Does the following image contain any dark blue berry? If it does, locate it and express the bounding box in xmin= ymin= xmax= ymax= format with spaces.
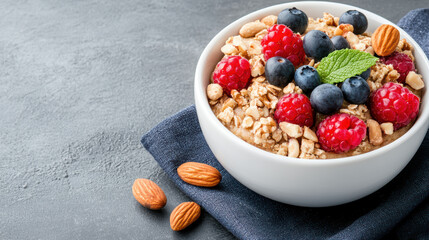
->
xmin=277 ymin=7 xmax=308 ymax=34
xmin=310 ymin=84 xmax=344 ymax=115
xmin=303 ymin=30 xmax=335 ymax=61
xmin=357 ymin=68 xmax=371 ymax=80
xmin=341 ymin=76 xmax=370 ymax=104
xmin=339 ymin=10 xmax=368 ymax=34
xmin=265 ymin=57 xmax=295 ymax=88
xmin=294 ymin=65 xmax=321 ymax=94
xmin=331 ymin=36 xmax=350 ymax=50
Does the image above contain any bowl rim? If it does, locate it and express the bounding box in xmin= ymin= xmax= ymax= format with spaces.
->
xmin=194 ymin=1 xmax=429 ymax=166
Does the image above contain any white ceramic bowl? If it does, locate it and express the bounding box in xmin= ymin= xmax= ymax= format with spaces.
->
xmin=195 ymin=1 xmax=429 ymax=207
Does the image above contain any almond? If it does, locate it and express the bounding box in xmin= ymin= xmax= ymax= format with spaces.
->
xmin=132 ymin=178 xmax=167 ymax=210
xmin=177 ymin=162 xmax=221 ymax=187
xmin=371 ymin=24 xmax=400 ymax=56
xmin=170 ymin=202 xmax=201 ymax=231
xmin=367 ymin=119 xmax=383 ymax=146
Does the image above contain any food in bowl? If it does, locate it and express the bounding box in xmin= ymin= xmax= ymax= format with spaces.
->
xmin=206 ymin=9 xmax=424 ymax=159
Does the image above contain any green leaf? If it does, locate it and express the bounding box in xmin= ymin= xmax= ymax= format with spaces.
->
xmin=316 ymin=49 xmax=378 ymax=84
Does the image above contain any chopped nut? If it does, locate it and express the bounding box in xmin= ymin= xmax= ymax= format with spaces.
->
xmin=249 ymin=56 xmax=265 ymax=77
xmin=334 ymin=17 xmax=340 ymax=26
xmin=272 ymin=128 xmax=283 ymax=142
xmin=260 ymin=117 xmax=269 ymax=125
xmin=386 ymin=70 xmax=400 ymax=82
xmin=301 ymin=139 xmax=315 ymax=154
xmin=255 ymin=29 xmax=268 ymax=40
xmin=397 ymin=39 xmax=413 ymax=52
xmin=314 ymin=149 xmax=325 ymax=156
xmin=221 ymin=98 xmax=237 ymax=111
xmin=221 ymin=44 xmax=238 ymax=55
xmin=239 ymin=21 xmax=267 ymax=38
xmin=207 ymin=84 xmax=223 ymax=100
xmin=371 ymin=62 xmax=400 ymax=84
xmin=348 ymin=104 xmax=358 ymax=110
xmin=217 ymin=107 xmax=234 ymax=124
xmin=367 ymin=119 xmax=383 ymax=146
xmin=323 ymin=12 xmax=335 ymax=26
xmin=406 ymin=71 xmax=425 ymax=90
xmin=288 ymin=139 xmax=300 ymax=158
xmin=261 ymin=15 xmax=277 ymax=26
xmin=231 ymin=90 xmax=248 ymax=106
xmin=245 ymin=106 xmax=260 ymax=120
xmin=308 ymin=59 xmax=315 ymax=67
xmin=250 ymin=99 xmax=263 ymax=108
xmin=303 ymin=126 xmax=318 ymax=142
xmin=233 ymin=116 xmax=242 ymax=127
xmin=334 ymin=24 xmax=353 ymax=36
xmin=346 ymin=31 xmax=359 ymax=45
xmin=282 ymin=132 xmax=288 ymax=141
xmin=283 ymin=82 xmax=296 ymax=94
xmin=253 ymin=121 xmax=262 ymax=131
xmin=277 ymin=142 xmax=288 ymax=156
xmin=354 ymin=42 xmax=366 ymax=51
xmin=279 ymin=122 xmax=303 ymax=138
xmin=232 ymin=36 xmax=248 ymax=56
xmin=242 ymin=116 xmax=254 ymax=128
xmin=365 ymin=46 xmax=375 ymax=55
xmin=248 ymin=41 xmax=262 ymax=56
xmin=380 ymin=122 xmax=394 ymax=135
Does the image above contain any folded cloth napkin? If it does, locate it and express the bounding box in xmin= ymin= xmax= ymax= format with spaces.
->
xmin=142 ymin=9 xmax=429 ymax=240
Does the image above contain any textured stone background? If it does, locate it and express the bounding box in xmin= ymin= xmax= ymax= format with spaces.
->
xmin=1 ymin=0 xmax=427 ymax=239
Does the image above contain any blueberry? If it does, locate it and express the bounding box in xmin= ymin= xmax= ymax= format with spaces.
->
xmin=277 ymin=7 xmax=308 ymax=34
xmin=310 ymin=84 xmax=344 ymax=115
xmin=339 ymin=10 xmax=368 ymax=34
xmin=294 ymin=65 xmax=321 ymax=93
xmin=341 ymin=76 xmax=370 ymax=104
xmin=357 ymin=68 xmax=371 ymax=80
xmin=331 ymin=36 xmax=350 ymax=50
xmin=265 ymin=56 xmax=295 ymax=88
xmin=303 ymin=30 xmax=335 ymax=61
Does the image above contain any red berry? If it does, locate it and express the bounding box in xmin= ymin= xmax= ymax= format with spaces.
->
xmin=316 ymin=113 xmax=367 ymax=153
xmin=212 ymin=56 xmax=251 ymax=95
xmin=369 ymin=82 xmax=420 ymax=129
xmin=380 ymin=52 xmax=415 ymax=83
xmin=274 ymin=93 xmax=313 ymax=127
xmin=261 ymin=24 xmax=305 ymax=67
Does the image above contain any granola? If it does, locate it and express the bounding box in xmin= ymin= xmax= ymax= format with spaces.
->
xmin=207 ymin=12 xmax=423 ymax=159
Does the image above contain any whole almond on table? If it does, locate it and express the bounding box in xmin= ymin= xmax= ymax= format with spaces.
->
xmin=132 ymin=178 xmax=167 ymax=210
xmin=177 ymin=162 xmax=222 ymax=187
xmin=170 ymin=202 xmax=201 ymax=231
xmin=371 ymin=24 xmax=400 ymax=56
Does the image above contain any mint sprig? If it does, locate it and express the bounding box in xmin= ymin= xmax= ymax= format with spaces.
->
xmin=316 ymin=49 xmax=378 ymax=84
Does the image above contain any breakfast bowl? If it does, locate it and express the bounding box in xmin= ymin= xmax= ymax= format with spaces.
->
xmin=194 ymin=1 xmax=429 ymax=207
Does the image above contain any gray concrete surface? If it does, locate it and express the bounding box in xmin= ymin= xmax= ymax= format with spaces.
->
xmin=1 ymin=0 xmax=427 ymax=239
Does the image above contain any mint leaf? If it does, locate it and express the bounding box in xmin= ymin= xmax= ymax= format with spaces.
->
xmin=316 ymin=49 xmax=378 ymax=84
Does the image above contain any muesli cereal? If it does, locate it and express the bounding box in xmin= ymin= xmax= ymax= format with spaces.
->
xmin=207 ymin=8 xmax=423 ymax=159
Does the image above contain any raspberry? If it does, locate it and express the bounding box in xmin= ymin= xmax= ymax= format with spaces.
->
xmin=261 ymin=24 xmax=305 ymax=67
xmin=316 ymin=113 xmax=367 ymax=153
xmin=274 ymin=93 xmax=313 ymax=127
xmin=369 ymin=82 xmax=420 ymax=129
xmin=212 ymin=56 xmax=251 ymax=95
xmin=380 ymin=52 xmax=415 ymax=83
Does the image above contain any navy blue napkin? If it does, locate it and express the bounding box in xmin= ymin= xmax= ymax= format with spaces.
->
xmin=142 ymin=9 xmax=429 ymax=240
